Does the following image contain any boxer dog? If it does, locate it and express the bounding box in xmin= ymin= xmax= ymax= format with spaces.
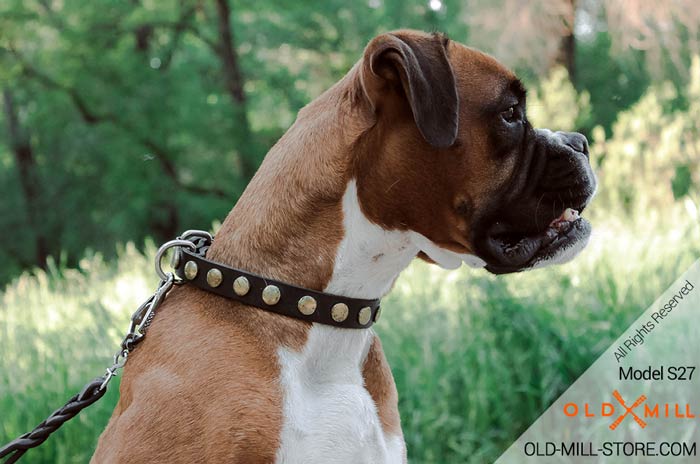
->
xmin=93 ymin=30 xmax=596 ymax=463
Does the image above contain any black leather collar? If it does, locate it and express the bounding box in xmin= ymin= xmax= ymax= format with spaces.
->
xmin=173 ymin=233 xmax=381 ymax=329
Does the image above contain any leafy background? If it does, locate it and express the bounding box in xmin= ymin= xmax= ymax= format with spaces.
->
xmin=1 ymin=1 xmax=699 ymax=463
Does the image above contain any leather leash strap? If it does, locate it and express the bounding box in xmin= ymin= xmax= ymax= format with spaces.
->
xmin=173 ymin=235 xmax=381 ymax=329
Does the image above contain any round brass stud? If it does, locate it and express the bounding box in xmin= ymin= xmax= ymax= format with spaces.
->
xmin=358 ymin=306 xmax=372 ymax=326
xmin=233 ymin=276 xmax=250 ymax=296
xmin=297 ymin=296 xmax=317 ymax=316
xmin=183 ymin=261 xmax=198 ymax=280
xmin=262 ymin=285 xmax=281 ymax=305
xmin=206 ymin=268 xmax=223 ymax=288
xmin=373 ymin=306 xmax=382 ymax=323
xmin=331 ymin=303 xmax=349 ymax=323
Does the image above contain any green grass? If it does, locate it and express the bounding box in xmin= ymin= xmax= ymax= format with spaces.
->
xmin=1 ymin=211 xmax=699 ymax=463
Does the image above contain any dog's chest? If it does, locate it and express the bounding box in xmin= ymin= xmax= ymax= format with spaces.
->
xmin=274 ymin=325 xmax=403 ymax=464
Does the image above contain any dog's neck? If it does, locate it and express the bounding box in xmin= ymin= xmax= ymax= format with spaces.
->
xmin=207 ymin=65 xmax=481 ymax=307
xmin=324 ymin=179 xmax=419 ymax=299
xmin=207 ymin=66 xmax=410 ymax=302
xmin=209 ymin=137 xmax=410 ymax=301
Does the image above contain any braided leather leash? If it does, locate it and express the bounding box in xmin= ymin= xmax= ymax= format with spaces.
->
xmin=0 ymin=379 xmax=106 ymax=463
xmin=0 ymin=231 xmax=209 ymax=463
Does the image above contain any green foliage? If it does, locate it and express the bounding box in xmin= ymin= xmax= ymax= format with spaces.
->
xmin=589 ymin=55 xmax=700 ymax=219
xmin=672 ymin=164 xmax=693 ymax=200
xmin=1 ymin=0 xmax=699 ymax=288
xmin=0 ymin=0 xmax=476 ymax=286
xmin=0 ymin=243 xmax=154 ymax=463
xmin=0 ymin=0 xmax=250 ymax=284
xmin=382 ymin=216 xmax=699 ymax=462
xmin=527 ymin=66 xmax=592 ymax=132
xmin=575 ymin=32 xmax=651 ymax=136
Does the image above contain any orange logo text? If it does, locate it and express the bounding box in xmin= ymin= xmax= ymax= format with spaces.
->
xmin=563 ymin=390 xmax=695 ymax=430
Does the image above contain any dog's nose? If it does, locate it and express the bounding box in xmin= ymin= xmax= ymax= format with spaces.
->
xmin=532 ymin=128 xmax=596 ymax=207
xmin=555 ymin=131 xmax=589 ymax=159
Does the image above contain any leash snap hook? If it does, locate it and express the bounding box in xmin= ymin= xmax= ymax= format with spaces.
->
xmin=136 ymin=274 xmax=174 ymax=336
xmin=100 ymin=365 xmax=119 ymax=391
xmin=100 ymin=350 xmax=128 ymax=391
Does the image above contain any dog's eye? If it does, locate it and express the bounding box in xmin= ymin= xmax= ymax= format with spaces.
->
xmin=501 ymin=106 xmax=516 ymax=123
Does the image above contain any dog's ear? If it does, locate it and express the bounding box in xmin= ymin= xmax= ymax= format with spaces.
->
xmin=361 ymin=31 xmax=459 ymax=148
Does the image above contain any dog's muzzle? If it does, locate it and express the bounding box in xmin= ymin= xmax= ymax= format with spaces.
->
xmin=476 ymin=129 xmax=597 ymax=274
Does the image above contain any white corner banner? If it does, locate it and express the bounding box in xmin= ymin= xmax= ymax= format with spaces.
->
xmin=495 ymin=260 xmax=700 ymax=463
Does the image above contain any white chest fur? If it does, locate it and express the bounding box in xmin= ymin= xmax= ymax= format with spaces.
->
xmin=274 ymin=326 xmax=404 ymax=464
xmin=274 ymin=181 xmax=410 ymax=463
xmin=274 ymin=180 xmax=483 ymax=463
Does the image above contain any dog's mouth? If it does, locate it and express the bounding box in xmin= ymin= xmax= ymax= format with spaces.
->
xmin=481 ymin=206 xmax=592 ymax=274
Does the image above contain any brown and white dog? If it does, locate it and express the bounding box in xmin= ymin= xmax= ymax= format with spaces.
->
xmin=92 ymin=30 xmax=596 ymax=463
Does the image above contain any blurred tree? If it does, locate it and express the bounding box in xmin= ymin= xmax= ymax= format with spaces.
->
xmin=589 ymin=55 xmax=700 ymax=217
xmin=576 ymin=0 xmax=699 ymax=126
xmin=527 ymin=65 xmax=592 ymax=132
xmin=556 ymin=0 xmax=577 ymax=81
xmin=214 ymin=0 xmax=257 ymax=180
xmin=0 ymin=0 xmax=698 ymax=285
xmin=0 ymin=0 xmax=464 ymax=285
xmin=2 ymin=89 xmax=48 ymax=268
xmin=575 ymin=31 xmax=650 ymax=135
xmin=463 ymin=0 xmax=577 ymax=79
xmin=0 ymin=0 xmax=252 ymax=282
xmin=604 ymin=0 xmax=700 ymax=81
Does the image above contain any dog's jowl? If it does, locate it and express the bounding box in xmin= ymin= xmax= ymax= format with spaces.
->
xmin=92 ymin=30 xmax=595 ymax=464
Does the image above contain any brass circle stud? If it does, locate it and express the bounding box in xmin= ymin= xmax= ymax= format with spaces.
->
xmin=233 ymin=276 xmax=250 ymax=296
xmin=358 ymin=307 xmax=372 ymax=326
xmin=183 ymin=261 xmax=198 ymax=280
xmin=206 ymin=268 xmax=223 ymax=288
xmin=373 ymin=306 xmax=382 ymax=323
xmin=262 ymin=285 xmax=281 ymax=305
xmin=331 ymin=303 xmax=349 ymax=323
xmin=297 ymin=296 xmax=317 ymax=316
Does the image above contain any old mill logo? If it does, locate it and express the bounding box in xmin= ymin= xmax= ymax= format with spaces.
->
xmin=563 ymin=390 xmax=695 ymax=430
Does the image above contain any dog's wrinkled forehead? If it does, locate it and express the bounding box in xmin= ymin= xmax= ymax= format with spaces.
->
xmin=443 ymin=42 xmax=528 ymax=196
xmin=447 ymin=42 xmax=518 ymax=107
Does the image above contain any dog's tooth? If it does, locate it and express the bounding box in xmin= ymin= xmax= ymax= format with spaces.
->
xmin=562 ymin=208 xmax=579 ymax=222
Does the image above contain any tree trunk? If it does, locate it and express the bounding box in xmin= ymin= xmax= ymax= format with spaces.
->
xmin=214 ymin=0 xmax=257 ymax=181
xmin=3 ymin=89 xmax=49 ymax=268
xmin=557 ymin=0 xmax=577 ymax=84
xmin=134 ymin=24 xmax=154 ymax=52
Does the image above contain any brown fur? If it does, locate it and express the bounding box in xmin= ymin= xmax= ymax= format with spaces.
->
xmin=355 ymin=36 xmax=518 ymax=254
xmin=362 ymin=337 xmax=402 ymax=437
xmin=93 ymin=30 xmax=524 ymax=462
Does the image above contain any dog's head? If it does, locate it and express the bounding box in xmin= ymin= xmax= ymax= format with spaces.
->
xmin=352 ymin=30 xmax=596 ymax=274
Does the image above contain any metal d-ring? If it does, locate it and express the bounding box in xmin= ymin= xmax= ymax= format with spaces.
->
xmin=180 ymin=229 xmax=213 ymax=242
xmin=154 ymin=239 xmax=196 ymax=281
